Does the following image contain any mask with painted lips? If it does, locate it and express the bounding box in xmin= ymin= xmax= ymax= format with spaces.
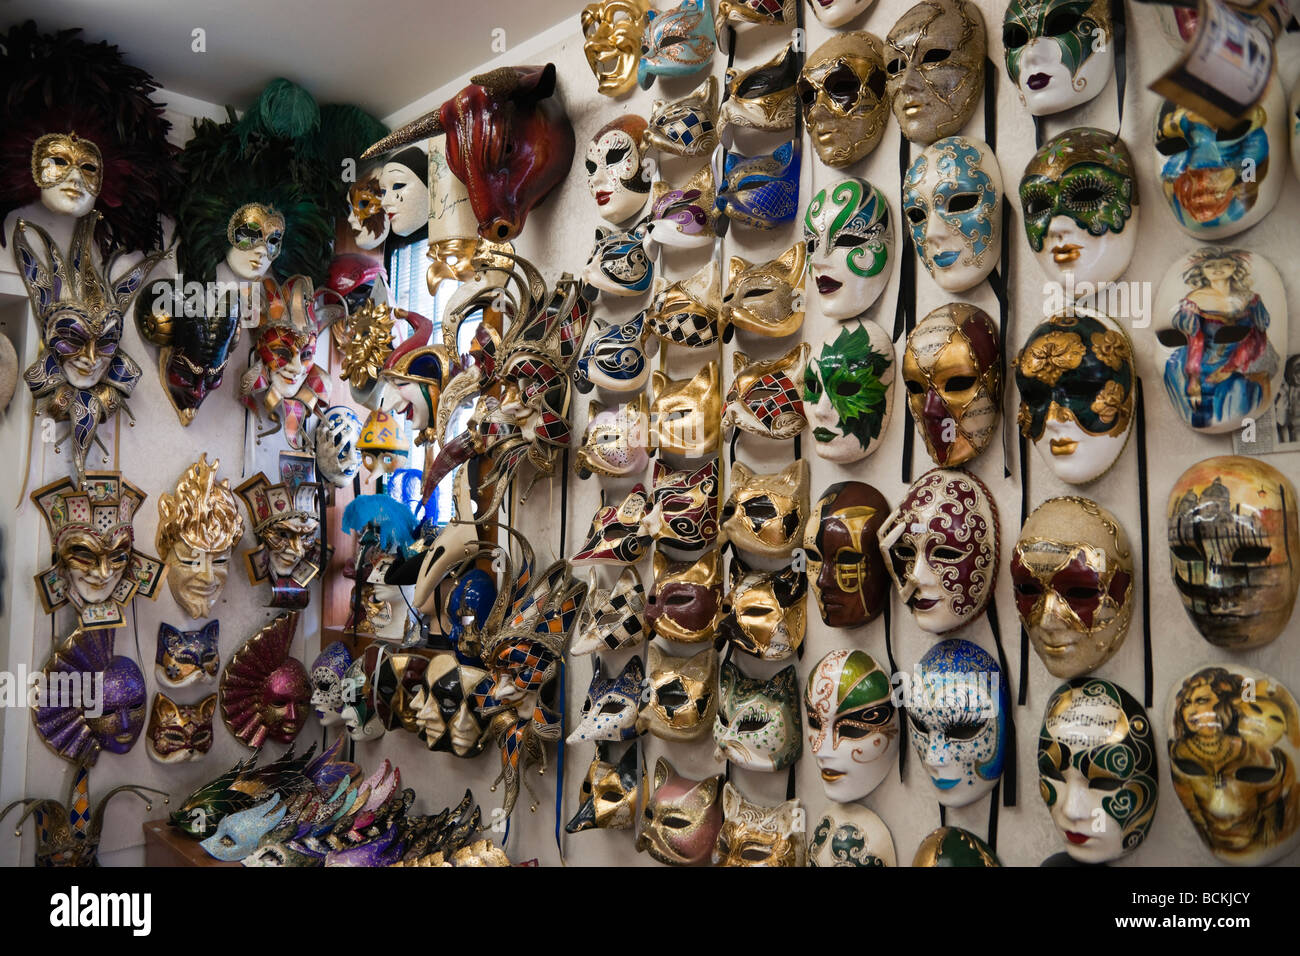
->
xmin=378 ymin=151 xmax=430 ymax=238
xmin=884 ymin=0 xmax=987 ymax=145
xmin=1002 ymin=0 xmax=1113 ymax=116
xmin=804 ymin=177 xmax=895 ymax=320
xmin=586 ymin=116 xmax=651 ymax=224
xmin=805 ymin=320 xmax=895 ymax=463
xmin=799 ymin=32 xmax=890 ymax=168
xmin=805 ymin=649 xmax=899 ymax=801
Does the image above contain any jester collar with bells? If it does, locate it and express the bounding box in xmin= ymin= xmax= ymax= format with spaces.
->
xmin=14 ymin=215 xmax=169 ymax=484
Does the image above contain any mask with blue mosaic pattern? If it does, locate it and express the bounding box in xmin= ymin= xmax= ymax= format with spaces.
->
xmin=583 ymin=221 xmax=654 ymax=297
xmin=646 ymin=75 xmax=720 ymax=157
xmin=716 ymin=139 xmax=801 ymax=230
xmin=200 ymin=793 xmax=288 ymax=861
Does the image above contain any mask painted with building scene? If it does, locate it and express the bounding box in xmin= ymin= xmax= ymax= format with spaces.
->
xmin=721 ymin=460 xmax=808 ymax=558
xmin=804 ymin=481 xmax=890 ymax=627
xmin=912 ymin=826 xmax=1002 ymax=865
xmin=155 ymin=621 xmax=220 ymax=689
xmin=1167 ymin=456 xmax=1299 ymax=650
xmin=147 ymin=692 xmax=216 ymax=764
xmin=720 ymin=43 xmax=799 ymax=132
xmin=1003 ymin=0 xmax=1113 ymax=115
xmin=1039 ymin=678 xmax=1158 ymax=863
xmin=804 ymin=178 xmax=894 ymax=320
xmin=636 ymin=758 xmax=724 ymax=865
xmin=646 ymin=550 xmax=722 ymax=643
xmin=809 ymin=804 xmax=896 ymax=867
xmin=716 ymin=140 xmax=802 ymax=231
xmin=638 ymin=0 xmax=717 ymax=89
xmin=885 ymin=0 xmax=987 ymax=145
xmin=645 ymin=75 xmax=720 ymax=158
xmin=714 ymin=784 xmax=806 ymax=867
xmin=638 ymin=644 xmax=717 ymax=741
xmin=586 ymin=116 xmax=652 ymax=224
xmin=644 ymin=460 xmax=720 ymax=554
xmin=806 ymin=650 xmax=899 ymax=801
xmin=566 ymin=743 xmax=640 ymax=832
xmin=650 ymin=362 xmax=721 ymax=457
xmin=805 ymin=321 xmax=895 ymax=464
xmin=567 ymin=655 xmax=645 ymax=744
xmin=723 ymin=344 xmax=810 ymax=440
xmin=648 ymin=259 xmax=721 ymax=348
xmin=713 ymin=661 xmax=802 ymax=772
xmin=576 ymin=395 xmax=650 ymax=480
xmin=721 ymin=243 xmax=806 ymax=338
xmin=572 ymin=567 xmax=647 ymax=655
xmin=583 ymin=222 xmax=654 ymax=296
xmin=581 ymin=0 xmax=653 ymax=97
xmin=800 ymin=33 xmax=890 ymax=167
xmin=718 ymin=559 xmax=807 ymax=661
xmin=310 ymin=641 xmax=353 ymax=726
xmin=571 ymin=485 xmax=653 ymax=566
xmin=576 ymin=310 xmax=653 ymax=393
xmin=903 ymin=302 xmax=1002 ymax=468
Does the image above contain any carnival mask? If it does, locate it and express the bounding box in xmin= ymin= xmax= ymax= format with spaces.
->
xmin=583 ymin=222 xmax=654 ymax=296
xmin=153 ymin=455 xmax=244 ymax=623
xmin=347 ymin=170 xmax=390 ymax=249
xmin=576 ymin=395 xmax=650 ymax=479
xmin=373 ymin=651 xmax=432 ymax=732
xmin=567 ymin=743 xmax=640 ymax=832
xmin=587 ymin=116 xmax=652 ymax=224
xmin=718 ymin=559 xmax=807 ymax=660
xmin=721 ymin=243 xmax=805 ymax=338
xmin=646 ymin=550 xmax=722 ymax=643
xmin=635 ymin=758 xmax=724 ymax=865
xmin=644 ymin=460 xmax=720 ymax=553
xmin=907 ymin=639 xmax=1009 ymax=806
xmin=801 ymin=33 xmax=890 ymax=167
xmin=808 ymin=0 xmax=876 ymax=27
xmin=310 ymin=641 xmax=353 ymax=725
xmin=31 ymin=132 xmax=102 ymax=216
xmin=723 ymin=344 xmax=810 ymax=440
xmin=1167 ymin=664 xmax=1300 ymax=865
xmin=35 ymin=629 xmax=147 ymax=764
xmin=156 ymin=621 xmax=220 ymax=689
xmin=638 ymin=0 xmax=717 ymax=89
xmin=878 ymin=468 xmax=999 ymax=634
xmin=572 ymin=485 xmax=653 ymax=565
xmin=380 ymin=318 xmax=450 ymax=442
xmin=1040 ymin=678 xmax=1158 ymax=863
xmin=713 ymin=661 xmax=801 ymax=771
xmin=721 ymin=460 xmax=809 ymax=557
xmin=638 ymin=644 xmax=717 ymax=741
xmin=1167 ymin=456 xmax=1299 ymax=649
xmin=236 ymin=474 xmax=322 ymax=608
xmin=885 ymin=0 xmax=986 ymax=145
xmin=201 ymin=794 xmax=291 ymax=863
xmin=904 ymin=136 xmax=1003 ymax=292
xmin=225 ymin=203 xmax=286 ymax=280
xmin=448 ymin=569 xmax=498 ymax=660
xmin=359 ymin=410 xmax=410 ymax=475
xmin=809 ymin=804 xmax=896 ymax=866
xmin=648 ymin=261 xmax=721 ymax=348
xmin=806 ymin=321 xmax=895 ymax=464
xmin=1021 ymin=128 xmax=1139 ymax=287
xmin=804 ymin=178 xmax=894 ymax=320
xmin=1003 ymin=0 xmax=1113 ymax=115
xmin=903 ymin=302 xmax=1002 ymax=467
xmin=805 ymin=649 xmax=898 ymax=800
xmin=147 ymin=692 xmax=216 ymax=764
xmin=645 ymin=164 xmax=717 ymax=250
xmin=315 ymin=406 xmax=364 ymax=487
xmin=716 ymin=140 xmax=801 ymax=230
xmin=1153 ymin=246 xmax=1286 ymax=434
xmin=1154 ymin=76 xmax=1286 ymax=239
xmin=413 ymin=652 xmax=489 ymax=756
xmin=137 ymin=282 xmax=240 ymax=426
xmin=912 ymin=826 xmax=1002 ymax=865
xmin=582 ymin=0 xmax=652 ymax=97
xmin=715 ymin=0 xmax=797 ymax=32
xmin=572 ymin=567 xmax=647 ymax=654
xmin=577 ymin=311 xmax=653 ymax=392
xmin=645 ymin=76 xmax=720 ymax=157
xmin=219 ymin=612 xmax=312 ymax=747
xmin=377 ymin=148 xmax=431 ymax=238
xmin=1013 ymin=497 xmax=1134 ymax=678
xmin=568 ymin=655 xmax=646 ymax=744
xmin=720 ymin=44 xmax=799 ymax=132
xmin=714 ymin=784 xmax=805 ymax=867
xmin=650 ymin=363 xmax=720 ymax=457
xmin=804 ymin=481 xmax=890 ymax=627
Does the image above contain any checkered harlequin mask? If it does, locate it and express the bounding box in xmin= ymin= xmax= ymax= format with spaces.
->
xmin=723 ymin=343 xmax=810 ymax=440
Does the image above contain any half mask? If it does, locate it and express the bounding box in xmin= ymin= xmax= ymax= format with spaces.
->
xmin=723 ymin=344 xmax=810 ymax=440
xmin=808 ymin=0 xmax=877 ymax=27
xmin=576 ymin=310 xmax=654 ymax=392
xmin=581 ymin=0 xmax=652 ymax=97
xmin=720 ymin=44 xmax=799 ymax=133
xmin=648 ymin=259 xmax=722 ymax=348
xmin=571 ymin=484 xmax=653 ymax=565
xmin=804 ymin=481 xmax=890 ymax=627
xmin=644 ymin=460 xmax=720 ymax=553
xmin=156 ymin=455 xmax=244 ymax=619
xmin=645 ymin=76 xmax=720 ymax=157
xmin=716 ymin=140 xmax=802 ymax=230
xmin=804 ymin=177 xmax=895 ymax=320
xmin=567 ymin=655 xmax=646 ymax=744
xmin=713 ymin=661 xmax=802 ymax=771
xmin=806 ymin=649 xmax=899 ymax=800
xmin=586 ymin=116 xmax=652 ymax=224
xmin=638 ymin=644 xmax=717 ymax=741
xmin=310 ymin=641 xmax=353 ymax=726
xmin=721 ymin=243 xmax=806 ymax=338
xmin=575 ymin=395 xmax=650 ymax=479
xmin=583 ymin=222 xmax=654 ymax=296
xmin=635 ymin=758 xmax=723 ymax=865
xmin=718 ymin=559 xmax=807 ymax=660
xmin=156 ymin=621 xmax=220 ymax=689
xmin=147 ymin=693 xmax=217 ymax=764
xmin=646 ymin=549 xmax=723 ymax=643
xmin=645 ymin=164 xmax=718 ymax=250
xmin=800 ymin=32 xmax=890 ymax=167
xmin=236 ymin=474 xmax=322 ymax=609
xmin=566 ymin=743 xmax=640 ymax=832
xmin=219 ymin=612 xmax=312 ymax=747
xmin=638 ymin=0 xmax=717 ymax=89
xmin=571 ymin=567 xmax=647 ymax=654
xmin=809 ymin=804 xmax=896 ymax=866
xmin=34 ymin=629 xmax=147 ymax=765
xmin=885 ymin=0 xmax=987 ymax=145
xmin=650 ymin=362 xmax=721 ymax=456
xmin=1003 ymin=0 xmax=1114 ymax=115
xmin=806 ymin=321 xmax=895 ymax=463
xmin=720 ymin=460 xmax=809 ymax=557
xmin=714 ymin=784 xmax=805 ymax=867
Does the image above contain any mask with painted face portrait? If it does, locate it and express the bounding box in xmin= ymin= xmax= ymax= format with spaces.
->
xmin=310 ymin=641 xmax=353 ymax=726
xmin=586 ymin=116 xmax=651 ymax=224
xmin=572 ymin=567 xmax=647 ymax=654
xmin=638 ymin=0 xmax=717 ymax=89
xmin=576 ymin=311 xmax=654 ymax=393
xmin=721 ymin=460 xmax=808 ymax=558
xmin=1003 ymin=0 xmax=1113 ymax=115
xmin=806 ymin=649 xmax=899 ymax=800
xmin=583 ymin=222 xmax=655 ymax=296
xmin=566 ymin=742 xmax=640 ymax=832
xmin=721 ymin=243 xmax=806 ymax=338
xmin=581 ymin=0 xmax=653 ymax=97
xmin=378 ymin=147 xmax=430 ymax=238
xmin=567 ymin=655 xmax=645 ymax=744
xmin=219 ymin=612 xmax=312 ymax=747
xmin=35 ymin=629 xmax=148 ymax=765
xmin=575 ymin=395 xmax=650 ymax=479
xmin=635 ymin=758 xmax=723 ymax=865
xmin=571 ymin=484 xmax=653 ymax=566
xmin=645 ymin=76 xmax=720 ymax=157
xmin=713 ymin=661 xmax=802 ymax=772
xmin=800 ymin=33 xmax=890 ymax=167
xmin=718 ymin=559 xmax=807 ymax=661
xmin=650 ymin=363 xmax=721 ymax=458
xmin=648 ymin=259 xmax=721 ymax=348
xmin=147 ymin=692 xmax=217 ymax=764
xmin=225 ymin=203 xmax=286 ymax=281
xmin=804 ymin=178 xmax=894 ymax=320
xmin=885 ymin=0 xmax=987 ymax=145
xmin=31 ymin=132 xmax=103 ymax=217
xmin=644 ymin=164 xmax=718 ymax=250
xmin=713 ymin=784 xmax=805 ymax=867
xmin=156 ymin=621 xmax=220 ymax=690
xmin=646 ymin=550 xmax=722 ymax=644
xmin=805 ymin=321 xmax=895 ymax=464
xmin=804 ymin=481 xmax=890 ymax=627
xmin=809 ymin=804 xmax=896 ymax=866
xmin=720 ymin=44 xmax=799 ymax=132
xmin=643 ymin=459 xmax=720 ymax=554
xmin=716 ymin=140 xmax=802 ymax=231
xmin=412 ymin=651 xmax=489 ymax=757
xmin=638 ymin=644 xmax=717 ymax=741
xmin=723 ymin=344 xmax=810 ymax=440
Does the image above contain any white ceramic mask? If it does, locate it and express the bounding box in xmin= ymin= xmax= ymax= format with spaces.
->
xmin=315 ymin=405 xmax=364 ymax=487
xmin=1002 ymin=0 xmax=1114 ymax=116
xmin=805 ymin=319 xmax=896 ymax=463
xmin=808 ymin=0 xmax=876 ymax=28
xmin=805 ymin=649 xmax=900 ymax=802
xmin=804 ymin=177 xmax=894 ymax=320
xmin=808 ymin=804 xmax=896 ymax=866
xmin=585 ymin=117 xmax=652 ymax=225
xmin=379 ymin=158 xmax=430 ymax=237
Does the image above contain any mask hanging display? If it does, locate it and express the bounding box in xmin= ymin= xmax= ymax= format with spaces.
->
xmin=723 ymin=344 xmax=810 ymax=440
xmin=645 ymin=76 xmax=720 ymax=157
xmin=220 ymin=612 xmax=312 ymax=748
xmin=804 ymin=481 xmax=890 ymax=627
xmin=638 ymin=0 xmax=717 ymax=89
xmin=721 ymin=460 xmax=809 ymax=557
xmin=715 ymin=0 xmax=797 ymax=32
xmin=638 ymin=644 xmax=717 ymax=740
xmin=1167 ymin=456 xmax=1299 ymax=649
xmin=1013 ymin=497 xmax=1133 ymax=678
xmin=648 ymin=259 xmax=722 ymax=348
xmin=335 ymin=282 xmax=396 ymax=410
xmin=156 ymin=455 xmax=244 ymax=620
xmin=903 ymin=302 xmax=1002 ymax=467
xmin=135 ymin=283 xmax=240 ymax=427
xmin=310 ymin=641 xmax=354 ymax=726
xmin=576 ymin=311 xmax=654 ymax=392
xmin=359 ymin=409 xmax=410 ymax=476
xmin=575 ymin=395 xmax=650 ymax=479
xmin=378 ymin=312 xmax=451 ymax=446
xmin=1154 ymin=75 xmax=1286 ymax=240
xmin=644 ymin=163 xmax=718 ymax=250
xmin=412 ymin=651 xmax=489 ymax=757
xmin=1167 ymin=664 xmax=1300 ymax=866
xmin=346 ymin=165 xmax=390 ymax=250
xmin=571 ymin=567 xmax=647 ymax=654
xmin=223 ymin=203 xmax=287 ymax=280
xmin=581 ymin=0 xmax=653 ymax=97
xmin=644 ymin=460 xmax=720 ymax=553
xmin=805 ymin=322 xmax=895 ymax=464
xmin=571 ymin=485 xmax=653 ymax=565
xmin=156 ymin=621 xmax=220 ymax=689
xmin=912 ymin=826 xmax=1002 ymax=865
xmin=236 ymin=473 xmax=322 ymax=610
xmin=806 ymin=650 xmax=898 ymax=801
xmin=341 ymin=648 xmax=386 ymax=742
xmin=1020 ymin=128 xmax=1139 ymax=287
xmin=885 ymin=0 xmax=987 ymax=145
xmin=808 ymin=0 xmax=876 ymax=27
xmin=376 ymin=147 xmax=430 ymax=242
xmin=716 ymin=140 xmax=802 ymax=231
xmin=1153 ymin=246 xmax=1286 ymax=434
xmin=635 ymin=758 xmax=724 ymax=865
xmin=809 ymin=804 xmax=896 ymax=866
xmin=908 ymin=639 xmax=1009 ymax=806
xmin=650 ymin=362 xmax=721 ymax=457
xmin=1039 ymin=678 xmax=1158 ymax=863
xmin=721 ymin=243 xmax=806 ymax=338
xmin=586 ymin=116 xmax=652 ymax=224
xmin=903 ymin=136 xmax=1003 ymax=292
xmin=646 ymin=550 xmax=723 ymax=643
xmin=1015 ymin=309 xmax=1135 ymax=484
xmin=32 ymin=472 xmax=164 ymax=631
xmin=584 ymin=222 xmax=655 ymax=297
xmin=718 ymin=559 xmax=807 ymax=660
xmin=804 ymin=178 xmax=895 ymax=320
xmin=713 ymin=661 xmax=802 ymax=772
xmin=447 ymin=569 xmax=498 ymax=662
xmin=720 ymin=44 xmax=799 ymax=132
xmin=315 ymin=406 xmax=365 ymax=487
xmin=800 ymin=33 xmax=890 ymax=167
xmin=34 ymin=628 xmax=147 ymax=765
xmin=1002 ymin=0 xmax=1113 ymax=115
xmin=146 ymin=692 xmax=217 ymax=764
xmin=372 ymin=651 xmax=433 ymax=732
xmin=566 ymin=743 xmax=640 ymax=832
xmin=714 ymin=784 xmax=806 ymax=867
xmin=567 ymin=656 xmax=646 ymax=744
xmin=878 ymin=468 xmax=1000 ymax=635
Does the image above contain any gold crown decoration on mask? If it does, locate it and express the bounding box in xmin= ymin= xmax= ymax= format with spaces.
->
xmin=156 ymin=455 xmax=244 ymax=558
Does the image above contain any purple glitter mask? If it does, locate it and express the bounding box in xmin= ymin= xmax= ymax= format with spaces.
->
xmin=35 ymin=629 xmax=147 ymax=764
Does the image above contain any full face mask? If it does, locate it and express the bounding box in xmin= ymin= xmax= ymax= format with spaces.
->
xmin=638 ymin=0 xmax=717 ymax=89
xmin=1167 ymin=456 xmax=1299 ymax=649
xmin=721 ymin=243 xmax=806 ymax=338
xmin=805 ymin=321 xmax=895 ymax=463
xmin=645 ymin=75 xmax=720 ymax=157
xmin=903 ymin=302 xmax=1003 ymax=467
xmin=1003 ymin=0 xmax=1113 ymax=115
xmin=1154 ymin=75 xmax=1286 ymax=239
xmin=1013 ymin=497 xmax=1134 ymax=678
xmin=644 ymin=460 xmax=720 ymax=554
xmin=806 ymin=649 xmax=899 ymax=800
xmin=713 ymin=662 xmax=802 ymax=771
xmin=566 ymin=743 xmax=640 ymax=832
xmin=646 ymin=549 xmax=723 ymax=643
xmin=310 ymin=641 xmax=353 ymax=725
xmin=576 ymin=311 xmax=653 ymax=393
xmin=907 ymin=639 xmax=1009 ymax=806
xmin=412 ymin=651 xmax=489 ymax=757
xmin=912 ymin=826 xmax=1002 ymax=865
xmin=718 ymin=559 xmax=807 ymax=661
xmin=567 ymin=655 xmax=646 ymax=744
xmin=885 ymin=0 xmax=987 ymax=145
xmin=219 ymin=612 xmax=312 ymax=747
xmin=587 ymin=116 xmax=652 ymax=224
xmin=903 ymin=136 xmax=1003 ymax=292
xmin=571 ymin=485 xmax=653 ymax=565
xmin=347 ymin=169 xmax=390 ymax=249
xmin=645 ymin=164 xmax=718 ymax=250
xmin=635 ymin=758 xmax=724 ymax=866
xmin=31 ymin=132 xmax=103 ymax=217
xmin=137 ymin=283 xmax=241 ymax=427
xmin=236 ymin=474 xmax=323 ymax=609
xmin=583 ymin=222 xmax=655 ymax=296
xmin=878 ymin=468 xmax=1000 ymax=634
xmin=721 ymin=460 xmax=809 ymax=557
xmin=1167 ymin=664 xmax=1300 ymax=865
xmin=378 ymin=150 xmax=431 ymax=238
xmin=723 ymin=344 xmax=810 ymax=440
xmin=804 ymin=481 xmax=890 ymax=627
xmin=147 ymin=692 xmax=216 ymax=764
xmin=314 ymin=406 xmax=364 ymax=486
xmin=1015 ymin=310 xmax=1135 ymax=483
xmin=804 ymin=178 xmax=894 ymax=320
xmin=1153 ymin=246 xmax=1286 ymax=434
xmin=572 ymin=567 xmax=647 ymax=654
xmin=1021 ymin=128 xmax=1139 ymax=287
xmin=35 ymin=629 xmax=147 ymax=765
xmin=156 ymin=621 xmax=220 ymax=689
xmin=809 ymin=804 xmax=896 ymax=866
xmin=638 ymin=644 xmax=717 ymax=741
xmin=650 ymin=362 xmax=721 ymax=456
xmin=225 ymin=203 xmax=286 ymax=280
xmin=720 ymin=44 xmax=799 ymax=132
xmin=649 ymin=260 xmax=722 ymax=348
xmin=576 ymin=395 xmax=650 ymax=479
xmin=714 ymin=784 xmax=806 ymax=867
xmin=582 ymin=0 xmax=653 ymax=96
xmin=1039 ymin=677 xmax=1158 ymax=863
xmin=716 ymin=140 xmax=802 ymax=231
xmin=809 ymin=0 xmax=876 ymax=27
xmin=153 ymin=455 xmax=243 ymax=620
xmin=800 ymin=33 xmax=890 ymax=167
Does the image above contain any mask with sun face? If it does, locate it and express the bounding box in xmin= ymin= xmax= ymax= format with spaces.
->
xmin=713 ymin=784 xmax=806 ymax=867
xmin=800 ymin=32 xmax=890 ymax=167
xmin=650 ymin=362 xmax=721 ymax=457
xmin=718 ymin=559 xmax=807 ymax=661
xmin=567 ymin=655 xmax=645 ymax=744
xmin=804 ymin=481 xmax=890 ymax=628
xmin=645 ymin=75 xmax=720 ymax=157
xmin=721 ymin=243 xmax=806 ymax=338
xmin=713 ymin=661 xmax=802 ymax=772
xmin=723 ymin=344 xmax=810 ymax=440
xmin=1002 ymin=0 xmax=1113 ymax=116
xmin=884 ymin=0 xmax=987 ymax=145
xmin=804 ymin=177 xmax=895 ymax=320
xmin=646 ymin=550 xmax=723 ymax=644
xmin=805 ymin=321 xmax=895 ymax=464
xmin=638 ymin=644 xmax=717 ymax=741
xmin=635 ymin=758 xmax=724 ymax=865
xmin=566 ymin=742 xmax=640 ymax=832
xmin=720 ymin=460 xmax=809 ymax=558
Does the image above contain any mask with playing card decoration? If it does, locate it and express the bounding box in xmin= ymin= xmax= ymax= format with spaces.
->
xmin=650 ymin=362 xmax=721 ymax=457
xmin=720 ymin=460 xmax=809 ymax=558
xmin=571 ymin=484 xmax=653 ymax=565
xmin=571 ymin=567 xmax=647 ymax=654
xmin=648 ymin=260 xmax=722 ymax=348
xmin=718 ymin=559 xmax=807 ymax=660
xmin=575 ymin=395 xmax=650 ymax=479
xmin=638 ymin=644 xmax=718 ymax=741
xmin=235 ymin=473 xmax=322 ymax=610
xmin=645 ymin=76 xmax=720 ymax=158
xmin=804 ymin=177 xmax=894 ymax=320
xmin=723 ymin=344 xmax=810 ymax=440
xmin=884 ymin=0 xmax=986 ymax=145
xmin=575 ymin=310 xmax=654 ymax=393
xmin=800 ymin=32 xmax=890 ymax=168
xmin=713 ymin=784 xmax=806 ymax=867
xmin=567 ymin=655 xmax=645 ymax=744
xmin=635 ymin=758 xmax=724 ymax=865
xmin=713 ymin=661 xmax=802 ymax=771
xmin=1003 ymin=0 xmax=1114 ymax=116
xmin=566 ymin=743 xmax=640 ymax=832
xmin=646 ymin=549 xmax=723 ymax=643
xmin=721 ymin=243 xmax=806 ymax=338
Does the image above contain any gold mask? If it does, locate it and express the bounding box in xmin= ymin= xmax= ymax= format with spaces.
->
xmin=799 ymin=32 xmax=890 ymax=168
xmin=650 ymin=362 xmax=720 ymax=457
xmin=648 ymin=260 xmax=721 ymax=348
xmin=31 ymin=132 xmax=103 ymax=195
xmin=720 ymin=43 xmax=799 ymax=132
xmin=719 ymin=559 xmax=807 ymax=660
xmin=156 ymin=455 xmax=245 ymax=621
xmin=721 ymin=460 xmax=809 ymax=557
xmin=647 ymin=550 xmax=723 ymax=643
xmin=722 ymin=243 xmax=806 ymax=338
xmin=566 ymin=745 xmax=641 ymax=832
xmin=581 ymin=0 xmax=652 ymax=97
xmin=638 ymin=644 xmax=718 ymax=741
xmin=713 ymin=783 xmax=805 ymax=867
xmin=225 ymin=203 xmax=286 ymax=259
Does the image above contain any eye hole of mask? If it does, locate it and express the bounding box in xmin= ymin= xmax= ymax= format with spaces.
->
xmin=945 ymin=718 xmax=986 ymax=740
xmin=1014 ymin=577 xmax=1044 ymax=597
xmin=1156 ymin=329 xmax=1189 ymax=349
xmin=657 ymin=680 xmax=691 ymax=710
xmin=824 ymin=65 xmax=862 ymax=105
xmin=598 ymin=700 xmax=627 ymax=715
xmin=662 ymin=813 xmax=692 ymax=829
xmin=886 ymin=57 xmax=906 ymax=75
xmin=1088 ymin=776 xmax=1124 ymax=791
xmin=866 ymin=68 xmax=887 ymax=100
xmin=905 ymin=205 xmax=927 ymax=224
xmin=892 ymin=543 xmax=917 ymax=561
xmin=1023 ymin=192 xmax=1053 ymax=218
xmin=907 ymin=712 xmax=929 ymax=735
xmin=1156 ymin=135 xmax=1190 ymax=156
xmin=1235 ymin=766 xmax=1280 ymax=784
xmin=743 ymin=499 xmax=778 ymax=521
xmin=1170 ymin=543 xmax=1203 ymax=562
xmin=1003 ymin=24 xmax=1030 ymax=48
xmin=585 ymin=159 xmax=598 ymax=174
xmin=1063 ymin=585 xmax=1101 ymax=600
xmin=599 ymin=791 xmax=624 ymax=803
xmin=921 ymin=47 xmax=951 ymax=65
xmin=740 ymin=843 xmax=773 ymax=862
xmin=904 ymin=378 xmax=925 ymax=395
xmin=1044 ymin=9 xmax=1082 ymax=35
xmin=1231 ymin=545 xmax=1271 ymax=564
xmin=743 ymin=287 xmax=776 ymax=298
xmin=666 ymin=592 xmax=696 ymax=607
xmin=736 ymin=713 xmax=770 ymax=733
xmin=1211 ymin=325 xmax=1250 ymax=345
xmin=943 ymin=375 xmax=977 ymax=392
xmin=1173 ymin=757 xmax=1209 ymax=776
xmin=932 ymin=546 xmax=965 ymax=562
xmin=946 ymin=192 xmax=980 ymax=214
xmin=741 ymin=607 xmax=770 ymax=618
xmin=606 ymin=145 xmax=631 ymax=165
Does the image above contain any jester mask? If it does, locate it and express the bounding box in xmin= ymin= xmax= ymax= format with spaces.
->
xmin=236 ymin=473 xmax=322 ymax=610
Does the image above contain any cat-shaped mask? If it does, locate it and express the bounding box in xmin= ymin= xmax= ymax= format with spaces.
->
xmin=713 ymin=783 xmax=806 ymax=866
xmin=723 ymin=344 xmax=810 ymax=440
xmin=635 ymin=757 xmax=724 ymax=866
xmin=650 ymin=362 xmax=721 ymax=458
xmin=638 ymin=643 xmax=717 ymax=740
xmin=644 ymin=163 xmax=718 ymax=251
xmin=567 ymin=655 xmax=646 ymax=744
xmin=566 ymin=742 xmax=640 ymax=832
xmin=571 ymin=484 xmax=653 ymax=566
xmin=718 ymin=558 xmax=807 ymax=660
xmin=645 ymin=76 xmax=720 ymax=157
xmin=638 ymin=0 xmax=717 ymax=90
xmin=648 ymin=260 xmax=721 ymax=348
xmin=575 ymin=310 xmax=655 ymax=393
xmin=146 ymin=691 xmax=216 ymax=763
xmin=576 ymin=395 xmax=649 ymax=480
xmin=646 ymin=549 xmax=722 ymax=643
xmin=720 ymin=43 xmax=799 ymax=132
xmin=583 ymin=221 xmax=654 ymax=297
xmin=642 ymin=459 xmax=720 ymax=553
xmin=720 ymin=460 xmax=809 ymax=557
xmin=716 ymin=139 xmax=801 ymax=230
xmin=571 ymin=567 xmax=647 ymax=655
xmin=713 ymin=660 xmax=802 ymax=771
xmin=155 ymin=620 xmax=220 ymax=688
xmin=722 ymin=243 xmax=806 ymax=338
